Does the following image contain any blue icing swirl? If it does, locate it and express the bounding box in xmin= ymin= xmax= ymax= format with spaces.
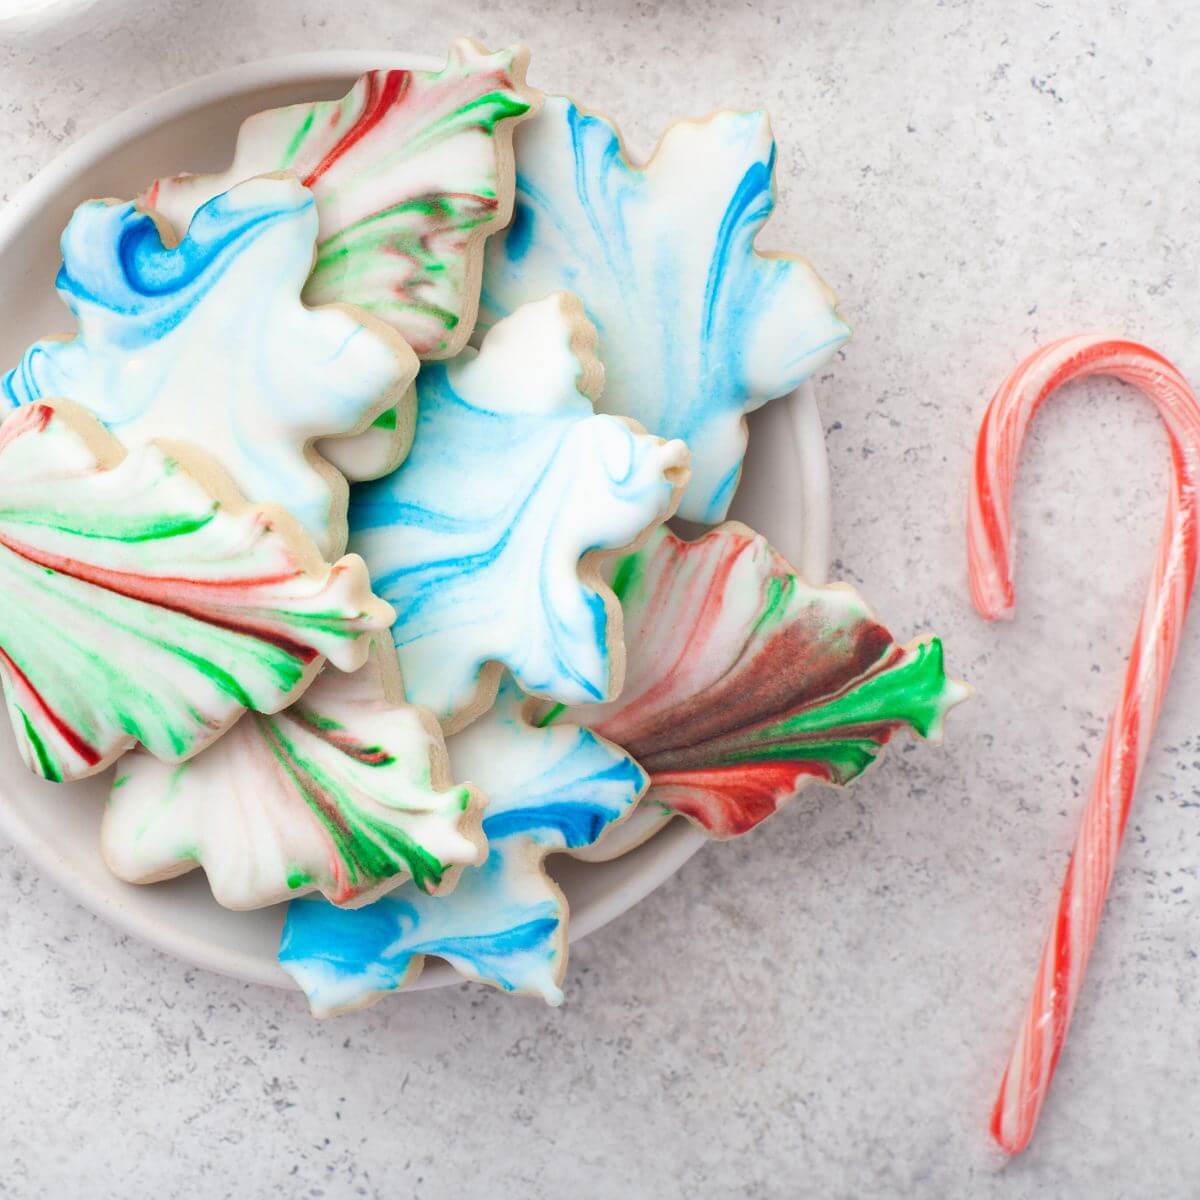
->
xmin=348 ymin=294 xmax=683 ymax=723
xmin=6 ymin=186 xmax=313 ymax=402
xmin=479 ymin=96 xmax=851 ymax=524
xmin=282 ymin=854 xmax=562 ymax=1007
xmin=279 ymin=677 xmax=647 ymax=1014
xmin=78 ymin=190 xmax=307 ymax=344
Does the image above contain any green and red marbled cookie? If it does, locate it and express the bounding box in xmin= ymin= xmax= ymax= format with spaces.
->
xmin=0 ymin=400 xmax=392 ymax=783
xmin=103 ymin=646 xmax=484 ymax=910
xmin=550 ymin=523 xmax=968 ymax=841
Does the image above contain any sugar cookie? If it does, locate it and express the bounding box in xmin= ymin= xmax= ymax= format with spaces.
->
xmin=349 ymin=291 xmax=689 ymax=731
xmin=2 ymin=174 xmax=416 ymax=557
xmin=102 ymin=642 xmax=484 ymax=909
xmin=479 ymin=95 xmax=850 ymax=524
xmin=280 ymin=675 xmax=644 ymax=1015
xmin=0 ymin=399 xmax=392 ymax=783
xmin=142 ymin=41 xmax=537 ymax=481
xmin=548 ymin=523 xmax=968 ymax=845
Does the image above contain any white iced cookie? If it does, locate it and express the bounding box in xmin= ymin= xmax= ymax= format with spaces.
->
xmin=480 ymin=95 xmax=850 ymax=524
xmin=2 ymin=174 xmax=416 ymax=557
xmin=102 ymin=644 xmax=485 ymax=910
xmin=349 ymin=291 xmax=690 ymax=731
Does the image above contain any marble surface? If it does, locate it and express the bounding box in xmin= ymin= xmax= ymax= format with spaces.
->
xmin=2 ymin=1 xmax=1199 ymax=1196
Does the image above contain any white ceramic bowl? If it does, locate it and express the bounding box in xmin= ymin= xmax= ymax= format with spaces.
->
xmin=0 ymin=52 xmax=832 ymax=992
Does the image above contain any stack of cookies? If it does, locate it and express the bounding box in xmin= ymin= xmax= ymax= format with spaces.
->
xmin=0 ymin=41 xmax=967 ymax=1015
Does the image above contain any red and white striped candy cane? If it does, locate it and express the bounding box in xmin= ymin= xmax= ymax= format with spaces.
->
xmin=968 ymin=334 xmax=1200 ymax=1154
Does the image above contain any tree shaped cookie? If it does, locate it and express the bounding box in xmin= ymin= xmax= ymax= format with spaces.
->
xmin=0 ymin=400 xmax=393 ymax=783
xmin=102 ymin=644 xmax=484 ymax=910
xmin=547 ymin=524 xmax=969 ymax=840
xmin=479 ymin=95 xmax=851 ymax=524
xmin=349 ymin=292 xmax=690 ymax=731
xmin=142 ymin=41 xmax=537 ymax=481
xmin=2 ymin=174 xmax=416 ymax=558
xmin=280 ymin=676 xmax=644 ymax=1016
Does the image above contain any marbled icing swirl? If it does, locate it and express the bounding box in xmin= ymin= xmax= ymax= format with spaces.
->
xmin=549 ymin=524 xmax=968 ymax=838
xmin=143 ymin=41 xmax=533 ymax=359
xmin=0 ymin=400 xmax=392 ymax=783
xmin=280 ymin=676 xmax=645 ymax=1015
xmin=2 ymin=175 xmax=414 ymax=557
xmin=103 ymin=647 xmax=482 ymax=909
xmin=479 ymin=95 xmax=850 ymax=524
xmin=349 ymin=292 xmax=689 ymax=729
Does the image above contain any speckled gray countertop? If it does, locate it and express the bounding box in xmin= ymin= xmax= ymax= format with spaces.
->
xmin=2 ymin=2 xmax=1199 ymax=1196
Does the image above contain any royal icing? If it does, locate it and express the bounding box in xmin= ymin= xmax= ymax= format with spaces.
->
xmin=142 ymin=42 xmax=535 ymax=483
xmin=2 ymin=175 xmax=415 ymax=557
xmin=280 ymin=675 xmax=644 ymax=1015
xmin=0 ymin=400 xmax=392 ymax=783
xmin=479 ymin=95 xmax=851 ymax=524
xmin=102 ymin=645 xmax=483 ymax=909
xmin=547 ymin=524 xmax=968 ymax=838
xmin=144 ymin=41 xmax=532 ymax=359
xmin=349 ymin=292 xmax=689 ymax=729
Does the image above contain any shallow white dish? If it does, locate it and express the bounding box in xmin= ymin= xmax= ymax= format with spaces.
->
xmin=0 ymin=52 xmax=833 ymax=992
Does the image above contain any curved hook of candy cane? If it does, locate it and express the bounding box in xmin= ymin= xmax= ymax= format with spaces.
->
xmin=968 ymin=335 xmax=1200 ymax=1154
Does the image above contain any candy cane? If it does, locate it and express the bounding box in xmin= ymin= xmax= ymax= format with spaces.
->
xmin=968 ymin=334 xmax=1200 ymax=1154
